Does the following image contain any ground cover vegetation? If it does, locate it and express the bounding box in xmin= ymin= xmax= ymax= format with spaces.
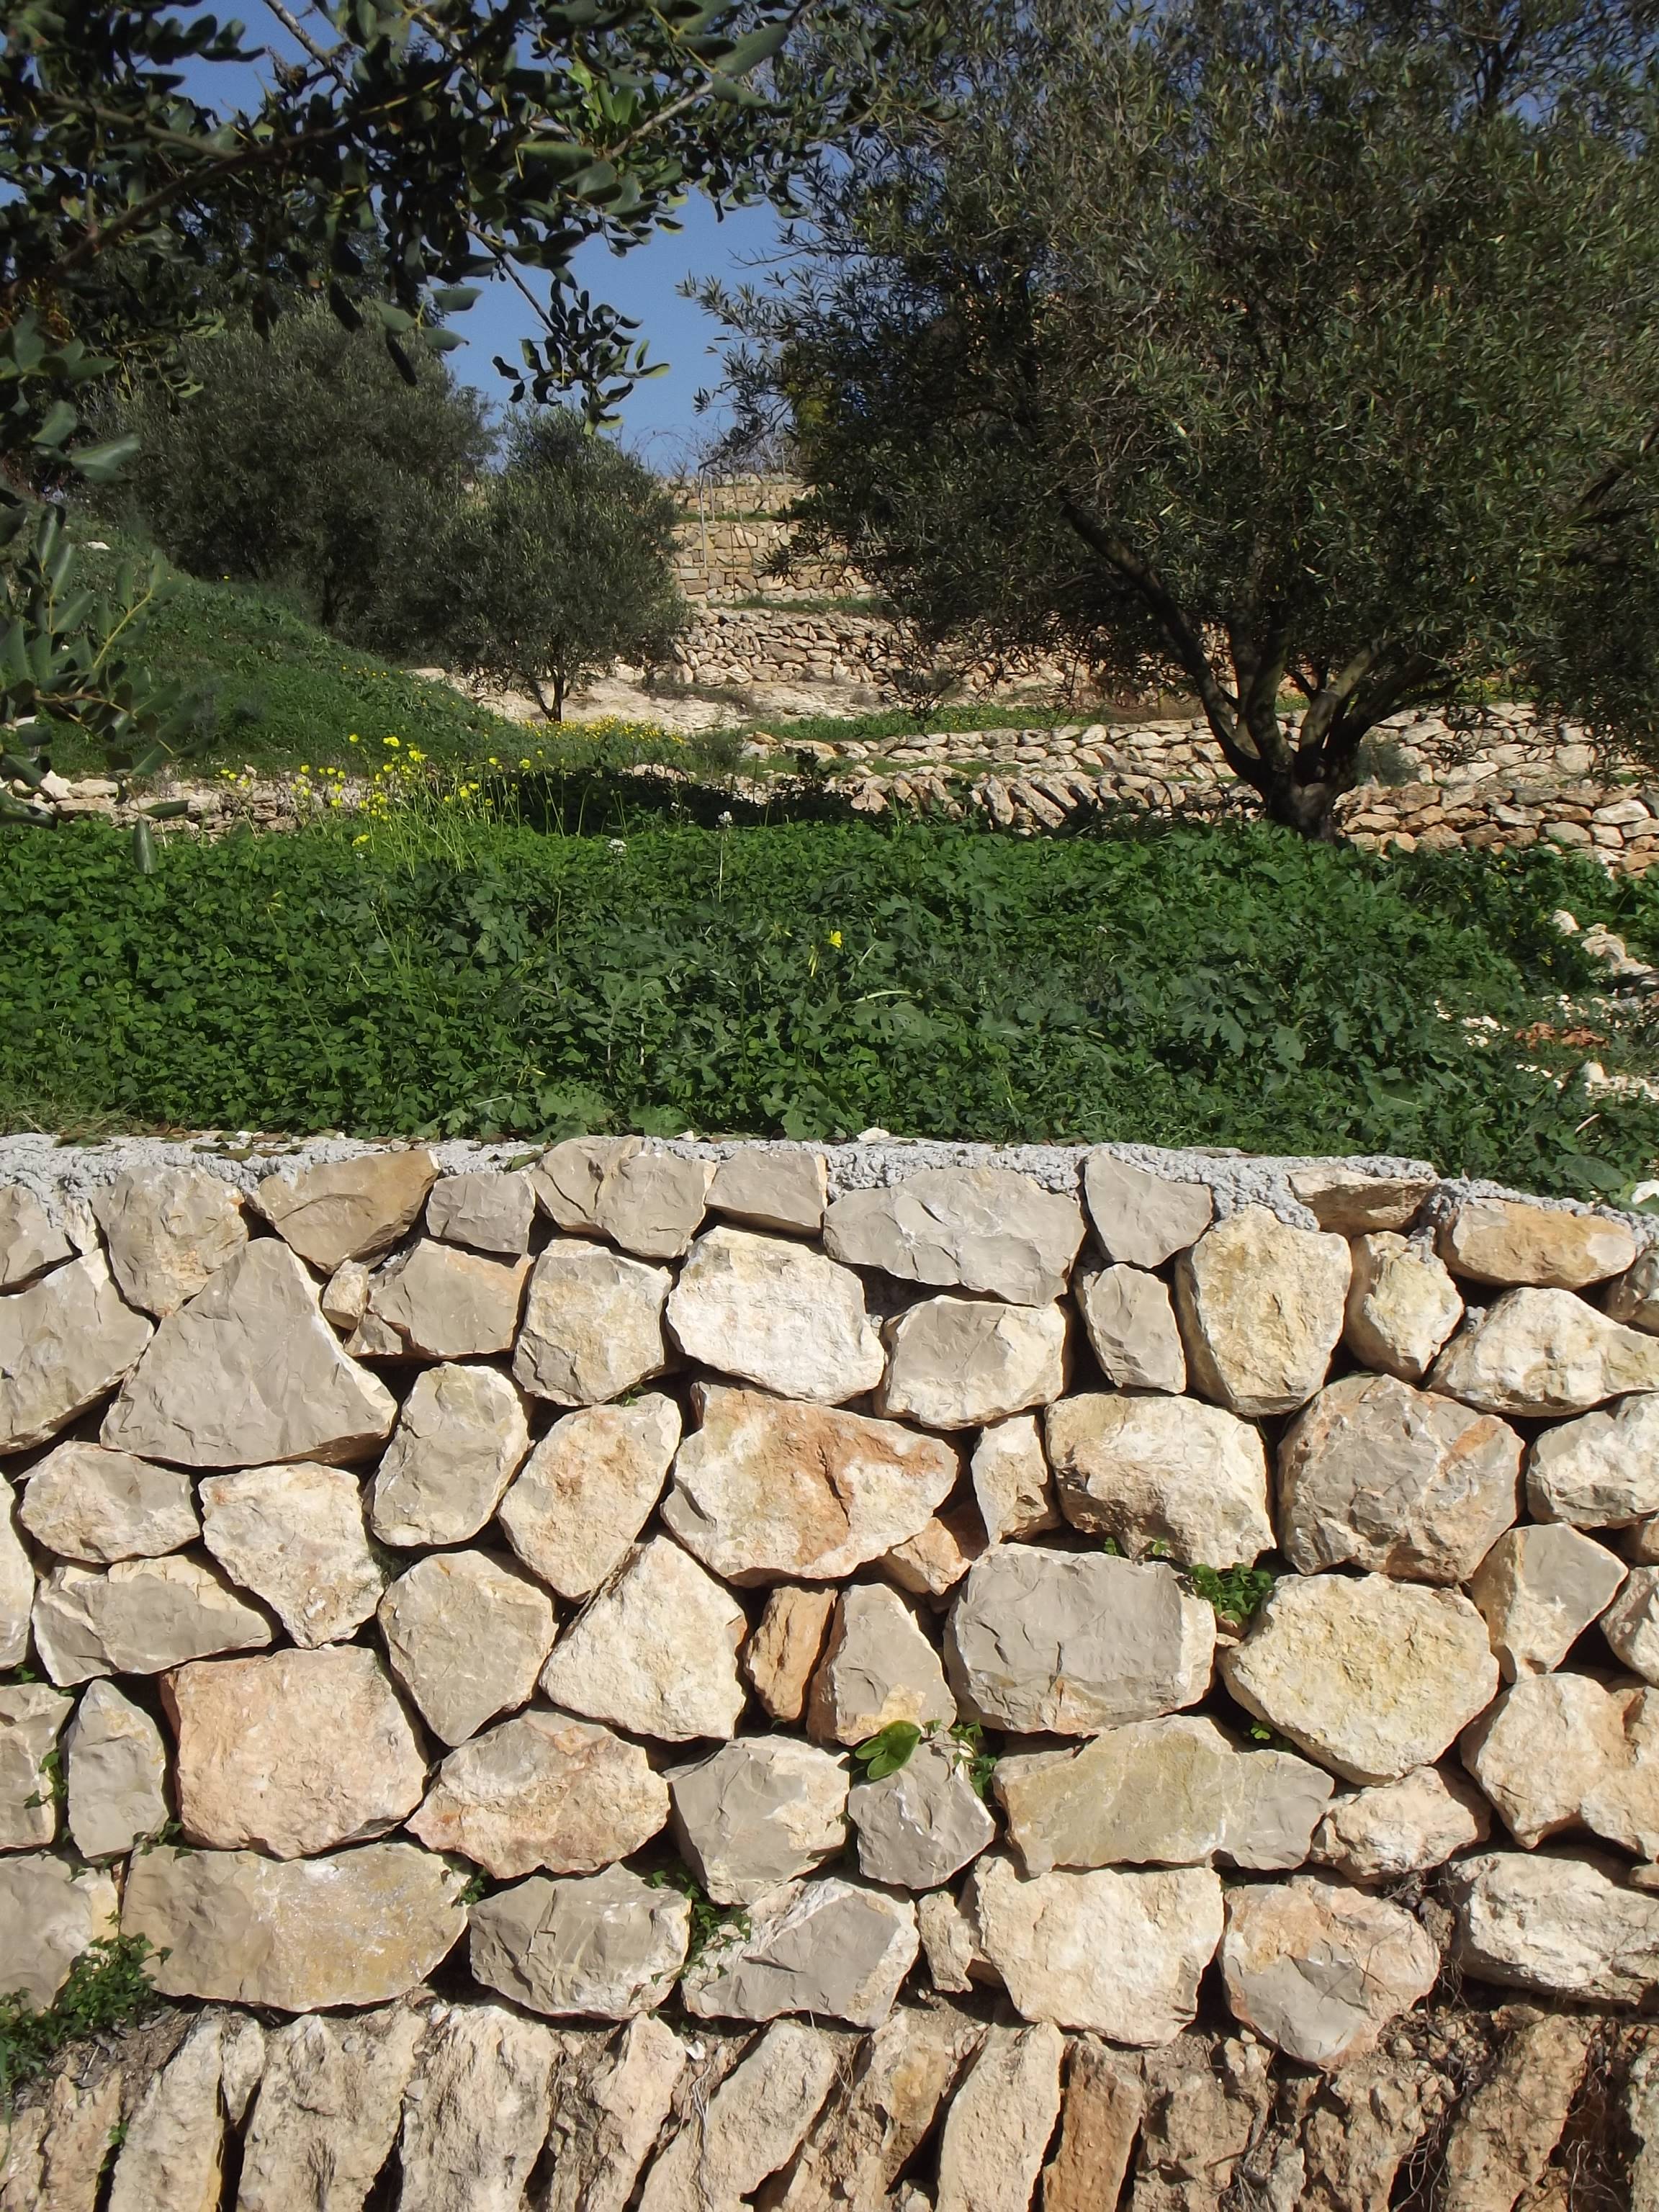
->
xmin=4 ymin=811 xmax=1658 ymax=1197
xmin=708 ymin=0 xmax=1659 ymax=837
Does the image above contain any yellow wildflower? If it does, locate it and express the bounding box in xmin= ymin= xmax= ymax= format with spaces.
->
xmin=828 ymin=930 xmax=843 ymax=949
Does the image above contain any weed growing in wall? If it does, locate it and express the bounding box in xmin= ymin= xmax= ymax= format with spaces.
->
xmin=0 ymin=1937 xmax=164 ymax=2105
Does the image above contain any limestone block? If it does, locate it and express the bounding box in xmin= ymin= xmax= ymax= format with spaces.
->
xmin=847 ymin=1735 xmax=995 ymax=1888
xmin=772 ymin=2004 xmax=981 ymax=2211
xmin=1608 ymin=1244 xmax=1659 ymax=1333
xmin=91 ymin=1166 xmax=248 ymax=1316
xmin=1602 ymin=1564 xmax=1659 ymax=1683
xmin=1344 ymin=1232 xmax=1464 ymax=1381
xmin=20 ymin=2065 xmax=126 ymax=2212
xmin=744 ymin=1585 xmax=836 ymax=1724
xmin=1277 ymin=1372 xmax=1521 ymax=1583
xmin=33 ymin=1555 xmax=272 ymax=1685
xmin=1429 ymin=1287 xmax=1659 ymax=1416
xmin=0 ymin=1251 xmax=153 ymax=1452
xmin=823 ymin=1166 xmax=1085 ymax=1303
xmin=917 ymin=1888 xmax=984 ymax=1995
xmin=1082 ymin=1152 xmax=1213 ymax=1267
xmin=0 ymin=1682 xmax=71 ymax=1849
xmin=1074 ymin=1262 xmax=1187 ymax=1392
xmin=237 ymin=2004 xmax=428 ymax=2212
xmin=680 ymin=1876 xmax=919 ymax=2027
xmin=0 ymin=1184 xmax=73 ymax=1289
xmin=364 ymin=1240 xmax=531 ymax=1358
xmin=806 ymin=1583 xmax=957 ymax=1745
xmin=498 ymin=1394 xmax=679 ymax=1599
xmin=1041 ymin=2040 xmax=1145 ymax=2212
xmin=946 ymin=1547 xmax=1214 ymax=1734
xmin=511 ymin=1243 xmax=671 ymax=1406
xmin=970 ymin=1413 xmax=1058 ymax=1542
xmin=62 ymin=1678 xmax=168 ymax=1859
xmin=965 ymin=1853 xmax=1223 ymax=2041
xmin=708 ymin=1147 xmax=827 ymax=1234
xmin=1445 ymin=1849 xmax=1659 ymax=2002
xmin=409 ymin=1708 xmax=669 ymax=1878
xmin=107 ymin=2013 xmax=230 ymax=2212
xmin=637 ymin=2020 xmax=842 ymax=2212
xmin=539 ymin=1537 xmax=747 ymax=1742
xmin=320 ymin=1257 xmax=369 ymax=1329
xmin=369 ymin=1362 xmax=531 ymax=1549
xmin=1467 ymin=1523 xmax=1627 ymax=1677
xmin=1439 ymin=2014 xmax=1592 ymax=2212
xmin=424 ymin=1168 xmax=534 ymax=1254
xmin=0 ymin=1854 xmax=118 ymax=2006
xmin=19 ymin=1441 xmax=198 ymax=1563
xmin=199 ymin=1462 xmax=385 ymax=1646
xmin=102 ymin=1241 xmax=396 ymax=1466
xmin=670 ymin=1736 xmax=849 ymax=1903
xmin=1462 ymin=1671 xmax=1659 ymax=1856
xmin=379 ymin=1550 xmax=555 ymax=1745
xmin=1220 ymin=1572 xmax=1498 ymax=1784
xmin=469 ymin=1863 xmax=691 ymax=2019
xmin=934 ymin=2023 xmax=1064 ymax=2212
xmin=667 ymin=1226 xmax=881 ymax=1404
xmin=1287 ymin=1164 xmax=1437 ymax=1233
xmin=256 ymin=1148 xmax=437 ymax=1270
xmin=1437 ymin=1196 xmax=1637 ymax=1287
xmin=529 ymin=1136 xmax=641 ymax=1233
xmin=0 ymin=1491 xmax=28 ymax=1668
xmin=395 ymin=2002 xmax=558 ymax=2212
xmin=1310 ymin=1764 xmax=1491 ymax=1882
xmin=880 ymin=1501 xmax=985 ymax=1599
xmin=662 ymin=1385 xmax=957 ymax=1585
xmin=166 ymin=1647 xmax=426 ymax=1858
xmin=876 ymin=1295 xmax=1068 ymax=1429
xmin=592 ymin=1148 xmax=713 ymax=1259
xmin=1527 ymin=1391 xmax=1659 ymax=1524
xmin=1047 ymin=1391 xmax=1272 ymax=1568
xmin=1173 ymin=1208 xmax=1351 ymax=1416
xmin=1219 ymin=1876 xmax=1439 ymax=2069
xmin=541 ymin=2015 xmax=686 ymax=2212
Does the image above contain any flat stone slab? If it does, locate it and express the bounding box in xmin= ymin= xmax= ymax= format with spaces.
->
xmin=498 ymin=1395 xmax=680 ymax=1600
xmin=670 ymin=1737 xmax=850 ymax=1903
xmin=368 ymin=1362 xmax=531 ymax=1549
xmin=512 ymin=1244 xmax=672 ymax=1406
xmin=666 ymin=1226 xmax=884 ymax=1404
xmin=409 ymin=1708 xmax=670 ymax=1879
xmin=0 ymin=1251 xmax=153 ymax=1453
xmin=822 ymin=1167 xmax=1084 ymax=1304
xmin=1220 ymin=1876 xmax=1439 ymax=2069
xmin=537 ymin=1537 xmax=747 ymax=1743
xmin=876 ymin=1296 xmax=1068 ymax=1430
xmin=33 ymin=1555 xmax=273 ymax=1685
xmin=469 ymin=1863 xmax=691 ymax=2020
xmin=256 ymin=1150 xmax=437 ymax=1271
xmin=19 ymin=1441 xmax=199 ymax=1563
xmin=379 ymin=1550 xmax=557 ymax=1746
xmin=1046 ymin=1393 xmax=1272 ymax=1569
xmin=681 ymin=1877 xmax=920 ymax=2028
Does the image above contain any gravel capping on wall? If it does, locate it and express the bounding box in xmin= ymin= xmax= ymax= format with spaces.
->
xmin=8 ymin=1138 xmax=1659 ymax=2208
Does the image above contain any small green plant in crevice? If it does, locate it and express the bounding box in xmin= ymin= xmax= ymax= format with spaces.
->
xmin=22 ymin=1746 xmax=64 ymax=1812
xmin=852 ymin=1721 xmax=924 ymax=1781
xmin=1187 ymin=1563 xmax=1278 ymax=1629
xmin=1243 ymin=1719 xmax=1298 ymax=1754
xmin=0 ymin=1935 xmax=165 ymax=2104
xmin=135 ymin=1817 xmax=184 ymax=1856
xmin=457 ymin=1871 xmax=491 ymax=1907
xmin=945 ymin=1722 xmax=999 ymax=1799
xmin=644 ymin=1867 xmax=750 ymax=1961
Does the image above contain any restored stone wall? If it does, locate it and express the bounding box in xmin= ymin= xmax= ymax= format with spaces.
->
xmin=670 ymin=475 xmax=863 ymax=604
xmin=6 ymin=1134 xmax=1659 ymax=2206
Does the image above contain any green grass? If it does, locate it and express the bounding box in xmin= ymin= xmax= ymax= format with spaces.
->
xmin=3 ymin=810 xmax=1657 ymax=1195
xmin=0 ymin=1936 xmax=163 ymax=2105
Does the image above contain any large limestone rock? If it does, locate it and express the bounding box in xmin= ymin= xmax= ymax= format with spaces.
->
xmin=970 ymin=1413 xmax=1058 ymax=1543
xmin=238 ymin=2004 xmax=428 ymax=2212
xmin=395 ymin=2002 xmax=558 ymax=2212
xmin=0 ymin=1184 xmax=73 ymax=1289
xmin=498 ymin=1394 xmax=680 ymax=1599
xmin=708 ymin=1147 xmax=827 ymax=1235
xmin=1602 ymin=1564 xmax=1659 ymax=1683
xmin=667 ymin=1226 xmax=884 ymax=1403
xmin=662 ymin=1385 xmax=957 ymax=1585
xmin=1287 ymin=1164 xmax=1437 ymax=1233
xmin=539 ymin=1537 xmax=747 ymax=1742
xmin=469 ymin=1863 xmax=691 ymax=2020
xmin=0 ymin=1682 xmax=70 ymax=1849
xmin=1430 ymin=1286 xmax=1659 ymax=1415
xmin=946 ymin=1547 xmax=1214 ymax=1734
xmin=530 ymin=1136 xmax=642 ymax=1229
xmin=1610 ymin=1244 xmax=1659 ymax=1333
xmin=1438 ymin=1196 xmax=1637 ymax=1288
xmin=0 ymin=1493 xmax=29 ymax=1667
xmin=0 ymin=1854 xmax=117 ymax=2006
xmin=744 ymin=1585 xmax=836 ymax=1723
xmin=670 ymin=1737 xmax=849 ymax=1902
xmin=1444 ymin=1849 xmax=1659 ymax=2002
xmin=1219 ymin=1877 xmax=1439 ymax=2069
xmin=91 ymin=1166 xmax=248 ymax=1317
xmin=409 ymin=1708 xmax=668 ymax=1878
xmin=1527 ymin=1392 xmax=1659 ymax=1525
xmin=1310 ymin=1764 xmax=1491 ymax=1882
xmin=1462 ymin=1671 xmax=1659 ymax=1856
xmin=363 ymin=1240 xmax=531 ymax=1358
xmin=256 ymin=1148 xmax=437 ymax=1270
xmin=637 ymin=2020 xmax=842 ymax=2212
xmin=935 ymin=2023 xmax=1064 ymax=2212
xmin=966 ymin=1853 xmax=1223 ymax=2041
xmin=199 ymin=1462 xmax=385 ymax=1647
xmin=1277 ymin=1372 xmax=1521 ymax=1583
xmin=1220 ymin=1572 xmax=1498 ymax=1784
xmin=166 ymin=1647 xmax=426 ymax=1858
xmin=106 ymin=2012 xmax=235 ymax=2212
xmin=62 ymin=1677 xmax=168 ymax=1859
xmin=1344 ymin=1231 xmax=1464 ymax=1382
xmin=1174 ymin=1208 xmax=1351 ymax=1416
xmin=1082 ymin=1153 xmax=1213 ymax=1267
xmin=806 ymin=1582 xmax=957 ymax=1745
xmin=823 ymin=1166 xmax=1085 ymax=1303
xmin=511 ymin=1243 xmax=671 ymax=1406
xmin=33 ymin=1555 xmax=272 ymax=1684
xmin=123 ymin=1842 xmax=468 ymax=2008
xmin=1075 ymin=1262 xmax=1187 ymax=1393
xmin=0 ymin=1251 xmax=153 ymax=1452
xmin=424 ymin=1168 xmax=534 ymax=1254
xmin=368 ymin=1362 xmax=531 ymax=1548
xmin=19 ymin=1440 xmax=198 ymax=1563
xmin=378 ymin=1550 xmax=557 ymax=1745
xmin=591 ymin=1148 xmax=713 ymax=1260
xmin=680 ymin=1876 xmax=919 ymax=2027
xmin=994 ymin=1715 xmax=1331 ymax=1875
xmin=1467 ymin=1523 xmax=1627 ymax=1677
xmin=541 ymin=2014 xmax=687 ymax=2212
xmin=847 ymin=1735 xmax=996 ymax=1888
xmin=1046 ymin=1392 xmax=1272 ymax=1568
xmin=876 ymin=1295 xmax=1068 ymax=1429
xmin=102 ymin=1241 xmax=396 ymax=1467
xmin=773 ymin=2003 xmax=981 ymax=2212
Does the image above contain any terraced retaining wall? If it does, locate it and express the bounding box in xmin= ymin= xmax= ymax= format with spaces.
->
xmin=6 ymin=1135 xmax=1659 ymax=2208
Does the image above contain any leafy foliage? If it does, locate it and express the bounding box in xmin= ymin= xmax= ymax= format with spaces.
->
xmin=1187 ymin=1563 xmax=1278 ymax=1629
xmin=945 ymin=1721 xmax=998 ymax=1799
xmin=644 ymin=1866 xmax=750 ymax=1959
xmin=853 ymin=1720 xmax=924 ymax=1779
xmin=0 ymin=1936 xmax=163 ymax=2105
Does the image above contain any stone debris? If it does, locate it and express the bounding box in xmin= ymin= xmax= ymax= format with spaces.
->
xmin=680 ymin=1876 xmax=920 ymax=2028
xmin=0 ymin=1853 xmax=118 ymax=2005
xmin=0 ymin=1249 xmax=153 ymax=1452
xmin=1438 ymin=1196 xmax=1638 ymax=1289
xmin=0 ymin=1182 xmax=74 ymax=1288
xmin=497 ymin=1393 xmax=680 ymax=1599
xmin=469 ymin=1863 xmax=691 ymax=2020
xmin=662 ymin=1384 xmax=957 ymax=1583
xmin=591 ymin=1148 xmax=714 ymax=1260
xmin=511 ymin=1242 xmax=672 ymax=1404
xmin=377 ymin=1550 xmax=557 ymax=1745
xmin=1277 ymin=1372 xmax=1521 ymax=1583
xmin=1082 ymin=1152 xmax=1213 ymax=1267
xmin=62 ymin=1676 xmax=168 ymax=1859
xmin=877 ymin=1295 xmax=1068 ymax=1429
xmin=538 ymin=1536 xmax=747 ymax=1741
xmin=1174 ymin=1206 xmax=1352 ymax=1416
xmin=1431 ymin=1286 xmax=1659 ymax=1415
xmin=91 ymin=1166 xmax=249 ymax=1317
xmin=1462 ymin=1670 xmax=1659 ymax=1856
xmin=1047 ymin=1390 xmax=1273 ymax=1568
xmin=1310 ymin=1763 xmax=1491 ymax=1882
xmin=667 ymin=1224 xmax=884 ymax=1402
xmin=1343 ymin=1231 xmax=1465 ymax=1381
xmin=636 ymin=2020 xmax=841 ymax=2212
xmin=410 ymin=1707 xmax=669 ymax=1878
xmin=743 ymin=1584 xmax=837 ymax=1722
xmin=199 ymin=1461 xmax=385 ymax=1646
xmin=1467 ymin=1521 xmax=1627 ymax=1677
xmin=256 ymin=1148 xmax=437 ymax=1270
xmin=541 ymin=2015 xmax=686 ymax=2212
xmin=1445 ymin=1848 xmax=1659 ymax=2003
xmin=33 ymin=1554 xmax=273 ymax=1684
xmin=367 ymin=1362 xmax=531 ymax=1548
xmin=822 ymin=1165 xmax=1085 ymax=1303
xmin=847 ymin=1734 xmax=997 ymax=1889
xmin=1287 ymin=1164 xmax=1437 ymax=1233
xmin=934 ymin=2022 xmax=1064 ymax=2212
xmin=1602 ymin=1563 xmax=1659 ymax=1683
xmin=970 ymin=1411 xmax=1060 ymax=1542
xmin=1074 ymin=1262 xmax=1187 ymax=1392
xmin=1527 ymin=1389 xmax=1659 ymax=1524
xmin=670 ymin=1735 xmax=848 ymax=1903
xmin=1218 ymin=1876 xmax=1439 ymax=2068
xmin=707 ymin=1146 xmax=828 ymax=1234
xmin=363 ymin=1239 xmax=531 ymax=1358
xmin=394 ymin=2002 xmax=558 ymax=2212
xmin=0 ymin=1681 xmax=71 ymax=1849
xmin=237 ymin=2004 xmax=428 ymax=2212
xmin=18 ymin=1439 xmax=199 ymax=1563
xmin=805 ymin=1581 xmax=958 ymax=1745
xmin=423 ymin=1167 xmax=535 ymax=1254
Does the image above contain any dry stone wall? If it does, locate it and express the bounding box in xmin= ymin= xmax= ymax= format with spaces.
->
xmin=7 ymin=1136 xmax=1659 ymax=2205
